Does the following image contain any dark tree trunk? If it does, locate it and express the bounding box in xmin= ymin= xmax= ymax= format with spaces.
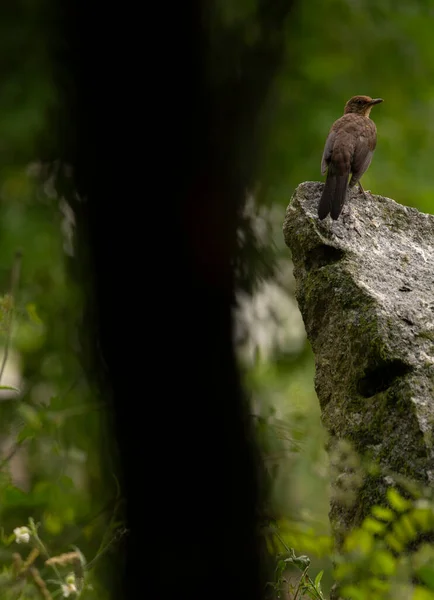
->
xmin=52 ymin=1 xmax=294 ymax=598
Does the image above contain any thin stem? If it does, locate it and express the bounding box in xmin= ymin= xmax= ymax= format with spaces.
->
xmin=84 ymin=526 xmax=128 ymax=570
xmin=272 ymin=528 xmax=324 ymax=600
xmin=273 ymin=528 xmax=292 ymax=554
xmin=28 ymin=520 xmax=62 ymax=581
xmin=292 ymin=566 xmax=309 ymax=600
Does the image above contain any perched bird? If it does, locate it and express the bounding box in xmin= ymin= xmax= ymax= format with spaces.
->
xmin=318 ymin=95 xmax=383 ymax=221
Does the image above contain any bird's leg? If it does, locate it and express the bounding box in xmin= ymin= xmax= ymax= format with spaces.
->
xmin=358 ymin=181 xmax=368 ymax=199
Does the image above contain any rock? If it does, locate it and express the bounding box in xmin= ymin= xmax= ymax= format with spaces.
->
xmin=283 ymin=181 xmax=434 ymax=544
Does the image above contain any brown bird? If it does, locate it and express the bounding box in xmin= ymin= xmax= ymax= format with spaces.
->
xmin=318 ymin=95 xmax=383 ymax=221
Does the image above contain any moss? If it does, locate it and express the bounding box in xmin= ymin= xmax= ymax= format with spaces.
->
xmin=355 ymin=312 xmax=390 ymax=362
xmin=417 ymin=330 xmax=434 ymax=342
xmin=303 ymin=270 xmax=318 ymax=303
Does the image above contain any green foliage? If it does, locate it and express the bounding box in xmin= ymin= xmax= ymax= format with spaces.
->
xmin=0 ymin=139 xmax=121 ymax=598
xmin=333 ymin=488 xmax=434 ymax=599
xmin=265 ymin=488 xmax=434 ymax=599
xmin=0 ymin=516 xmax=126 ymax=599
xmin=0 ymin=11 xmax=119 ymax=592
xmin=266 ymin=525 xmax=326 ymax=600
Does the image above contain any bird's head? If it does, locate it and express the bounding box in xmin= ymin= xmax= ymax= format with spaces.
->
xmin=344 ymin=95 xmax=383 ymax=117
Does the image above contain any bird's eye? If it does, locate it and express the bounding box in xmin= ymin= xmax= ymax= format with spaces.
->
xmin=356 ymin=99 xmax=364 ymax=104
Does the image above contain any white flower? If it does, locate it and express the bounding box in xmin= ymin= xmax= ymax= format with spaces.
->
xmin=61 ymin=582 xmax=77 ymax=597
xmin=61 ymin=573 xmax=77 ymax=597
xmin=13 ymin=526 xmax=30 ymax=544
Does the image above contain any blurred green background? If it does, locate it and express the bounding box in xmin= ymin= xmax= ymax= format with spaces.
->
xmin=0 ymin=4 xmax=120 ymax=599
xmin=0 ymin=0 xmax=434 ymax=598
xmin=230 ymin=0 xmax=434 ymax=595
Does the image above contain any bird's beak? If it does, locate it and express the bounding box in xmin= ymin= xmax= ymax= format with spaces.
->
xmin=369 ymin=98 xmax=384 ymax=105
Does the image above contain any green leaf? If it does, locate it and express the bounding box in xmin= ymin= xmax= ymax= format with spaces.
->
xmin=385 ymin=532 xmax=404 ymax=553
xmin=313 ymin=569 xmax=324 ymax=597
xmin=3 ymin=486 xmax=33 ymax=507
xmin=417 ymin=565 xmax=434 ymax=591
xmin=371 ymin=505 xmax=395 ymax=522
xmin=26 ymin=303 xmax=43 ymax=325
xmin=387 ymin=488 xmax=412 ymax=513
xmin=340 ymin=585 xmax=366 ymax=600
xmin=343 ymin=529 xmax=373 ymax=555
xmin=413 ymin=586 xmax=434 ymax=600
xmin=370 ymin=550 xmax=396 ymax=576
xmin=16 ymin=424 xmax=35 ymax=443
xmin=284 ymin=554 xmax=310 ymax=570
xmin=16 ymin=403 xmax=41 ymax=429
xmin=314 ymin=570 xmax=323 ymax=588
xmin=393 ymin=519 xmax=411 ymax=543
xmin=411 ymin=507 xmax=434 ymax=533
xmin=43 ymin=512 xmax=63 ymax=535
xmin=362 ymin=517 xmax=386 ymax=534
xmin=367 ymin=577 xmax=389 ymax=593
xmin=400 ymin=513 xmax=418 ymax=540
xmin=275 ymin=559 xmax=285 ymax=579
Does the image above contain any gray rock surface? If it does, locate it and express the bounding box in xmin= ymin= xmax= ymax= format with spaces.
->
xmin=283 ymin=181 xmax=434 ymax=543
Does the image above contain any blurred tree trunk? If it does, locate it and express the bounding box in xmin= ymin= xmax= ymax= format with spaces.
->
xmin=53 ymin=1 xmax=294 ymax=598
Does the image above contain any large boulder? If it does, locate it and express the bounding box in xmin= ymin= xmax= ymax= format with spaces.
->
xmin=283 ymin=181 xmax=434 ymax=543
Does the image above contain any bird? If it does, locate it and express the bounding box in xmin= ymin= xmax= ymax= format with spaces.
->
xmin=318 ymin=95 xmax=383 ymax=221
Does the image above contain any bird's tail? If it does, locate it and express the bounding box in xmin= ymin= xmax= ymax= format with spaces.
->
xmin=318 ymin=168 xmax=349 ymax=220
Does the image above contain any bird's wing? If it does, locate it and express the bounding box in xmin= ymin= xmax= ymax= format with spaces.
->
xmin=321 ymin=130 xmax=336 ymax=175
xmin=350 ymin=146 xmax=373 ymax=185
xmin=350 ymin=124 xmax=377 ymax=185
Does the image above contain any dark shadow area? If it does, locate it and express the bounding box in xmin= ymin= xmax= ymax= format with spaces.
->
xmin=51 ymin=1 xmax=294 ymax=598
xmin=357 ymin=359 xmax=412 ymax=398
xmin=305 ymin=246 xmax=345 ymax=271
